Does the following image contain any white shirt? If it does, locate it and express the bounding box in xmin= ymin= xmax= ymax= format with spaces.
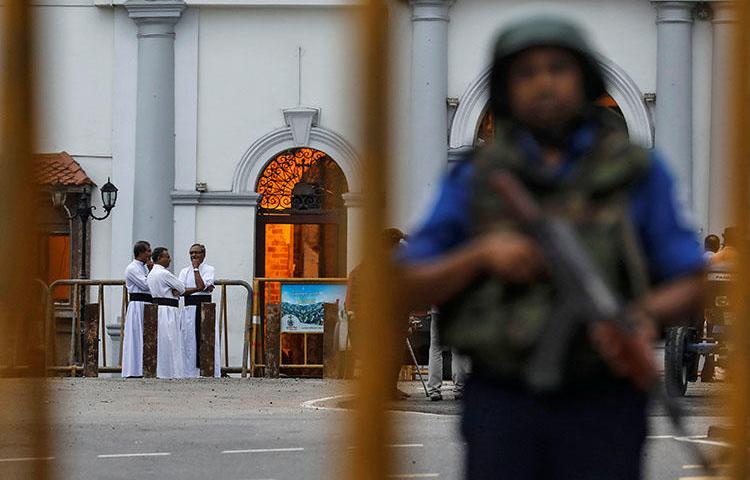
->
xmin=178 ymin=262 xmax=216 ymax=294
xmin=147 ymin=264 xmax=186 ymax=299
xmin=125 ymin=259 xmax=150 ymax=294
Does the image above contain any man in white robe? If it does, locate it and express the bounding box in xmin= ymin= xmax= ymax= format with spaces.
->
xmin=178 ymin=244 xmax=218 ymax=378
xmin=121 ymin=241 xmax=153 ymax=378
xmin=147 ymin=247 xmax=186 ymax=378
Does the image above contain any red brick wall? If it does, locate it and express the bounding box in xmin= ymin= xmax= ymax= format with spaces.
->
xmin=264 ymin=224 xmax=294 ymax=304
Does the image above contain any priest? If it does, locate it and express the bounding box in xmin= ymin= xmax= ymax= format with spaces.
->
xmin=121 ymin=241 xmax=153 ymax=378
xmin=178 ymin=243 xmax=219 ymax=377
xmin=147 ymin=247 xmax=186 ymax=378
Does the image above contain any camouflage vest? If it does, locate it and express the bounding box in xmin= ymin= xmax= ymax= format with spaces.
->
xmin=440 ymin=116 xmax=652 ymax=387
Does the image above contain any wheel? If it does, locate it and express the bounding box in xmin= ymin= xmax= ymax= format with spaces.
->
xmin=664 ymin=326 xmax=693 ymax=397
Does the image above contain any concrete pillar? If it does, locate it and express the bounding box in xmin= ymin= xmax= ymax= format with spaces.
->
xmin=408 ymin=0 xmax=452 ymax=225
xmin=653 ymin=1 xmax=695 ymax=204
xmin=708 ymin=1 xmax=737 ymax=234
xmin=125 ymin=0 xmax=186 ymax=252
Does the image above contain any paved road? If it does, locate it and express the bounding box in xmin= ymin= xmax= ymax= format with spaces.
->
xmin=0 ymin=377 xmax=731 ymax=480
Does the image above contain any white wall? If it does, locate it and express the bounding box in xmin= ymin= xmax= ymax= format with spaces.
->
xmin=34 ymin=5 xmax=114 ymax=155
xmin=196 ymin=7 xmax=362 ymax=192
xmin=447 ymin=1 xmax=658 ymax=101
xmin=195 ymin=205 xmax=254 ymax=367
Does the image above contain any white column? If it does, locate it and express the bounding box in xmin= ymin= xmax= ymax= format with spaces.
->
xmin=653 ymin=1 xmax=695 ymax=204
xmin=708 ymin=1 xmax=737 ymax=234
xmin=174 ymin=8 xmax=200 ymax=259
xmin=408 ymin=0 xmax=452 ymax=225
xmin=125 ymin=0 xmax=186 ymax=253
xmin=343 ymin=193 xmax=363 ymax=272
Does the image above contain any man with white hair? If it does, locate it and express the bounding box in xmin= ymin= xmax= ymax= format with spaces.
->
xmin=178 ymin=243 xmax=218 ymax=377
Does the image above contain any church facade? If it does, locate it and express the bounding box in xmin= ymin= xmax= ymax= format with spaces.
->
xmin=34 ymin=0 xmax=731 ymax=367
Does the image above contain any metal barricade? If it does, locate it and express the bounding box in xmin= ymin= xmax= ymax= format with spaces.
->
xmin=214 ymin=279 xmax=254 ymax=377
xmin=44 ymin=278 xmax=254 ymax=377
xmin=251 ymin=277 xmax=347 ymax=376
xmin=46 ymin=279 xmax=127 ymax=376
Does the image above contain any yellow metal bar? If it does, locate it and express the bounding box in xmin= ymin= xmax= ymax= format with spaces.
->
xmin=253 ymin=277 xmax=348 ymax=283
xmin=728 ymin=3 xmax=750 ymax=478
xmin=0 ymin=0 xmax=51 ymax=475
xmin=341 ymin=1 xmax=396 ymax=479
xmin=250 ymin=278 xmax=260 ymax=376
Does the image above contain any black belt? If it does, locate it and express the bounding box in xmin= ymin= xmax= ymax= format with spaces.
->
xmin=185 ymin=295 xmax=212 ymax=306
xmin=153 ymin=297 xmax=179 ymax=308
xmin=186 ymin=295 xmax=213 ymax=369
xmin=129 ymin=292 xmax=153 ymax=303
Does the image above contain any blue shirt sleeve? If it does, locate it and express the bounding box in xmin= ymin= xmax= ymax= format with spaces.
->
xmin=629 ymin=151 xmax=704 ymax=283
xmin=399 ymin=150 xmax=704 ymax=284
xmin=398 ymin=161 xmax=473 ymax=263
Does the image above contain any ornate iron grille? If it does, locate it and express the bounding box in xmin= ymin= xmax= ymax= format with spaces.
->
xmin=256 ymin=147 xmax=347 ymax=213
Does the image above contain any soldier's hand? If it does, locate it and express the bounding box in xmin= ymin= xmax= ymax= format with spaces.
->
xmin=589 ymin=308 xmax=658 ymax=391
xmin=478 ymin=232 xmax=545 ymax=283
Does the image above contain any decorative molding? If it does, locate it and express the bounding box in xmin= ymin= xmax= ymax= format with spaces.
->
xmin=449 ymin=55 xmax=654 ymax=149
xmin=172 ymin=190 xmax=260 ymax=206
xmin=409 ymin=0 xmax=453 ymax=22
xmin=448 ymin=145 xmax=473 ymax=164
xmin=283 ymin=107 xmax=320 ymax=147
xmin=711 ymin=1 xmax=737 ymax=24
xmin=342 ymin=192 xmax=362 ymax=208
xmin=232 ymin=124 xmax=362 ymax=195
xmin=124 ymin=0 xmax=186 ymax=24
xmin=653 ymin=1 xmax=696 ymax=24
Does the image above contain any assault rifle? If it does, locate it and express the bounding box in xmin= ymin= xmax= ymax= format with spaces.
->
xmin=489 ymin=171 xmax=653 ymax=392
xmin=489 ymin=171 xmax=715 ymax=472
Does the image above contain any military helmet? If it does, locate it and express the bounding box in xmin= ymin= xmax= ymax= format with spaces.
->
xmin=489 ymin=15 xmax=607 ymax=118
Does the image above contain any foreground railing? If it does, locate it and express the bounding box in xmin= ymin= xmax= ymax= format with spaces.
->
xmin=41 ymin=279 xmax=254 ymax=377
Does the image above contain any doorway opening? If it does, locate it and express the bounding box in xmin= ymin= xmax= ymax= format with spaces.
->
xmin=254 ymin=147 xmax=348 ymax=375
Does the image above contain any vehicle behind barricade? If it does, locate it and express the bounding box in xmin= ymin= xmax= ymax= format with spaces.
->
xmin=664 ymin=265 xmax=733 ymax=396
xmin=42 ymin=278 xmax=254 ymax=377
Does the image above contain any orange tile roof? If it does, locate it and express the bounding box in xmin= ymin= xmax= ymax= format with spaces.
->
xmin=34 ymin=152 xmax=94 ymax=187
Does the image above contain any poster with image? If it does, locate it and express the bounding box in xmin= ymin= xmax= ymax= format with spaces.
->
xmin=280 ymin=283 xmax=347 ymax=333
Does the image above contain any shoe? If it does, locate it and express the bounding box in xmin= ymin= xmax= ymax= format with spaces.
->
xmin=429 ymin=391 xmax=442 ymax=401
xmin=454 ymin=391 xmax=464 ymax=401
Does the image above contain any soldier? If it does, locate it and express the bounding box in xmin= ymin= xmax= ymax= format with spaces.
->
xmin=397 ymin=16 xmax=704 ymax=480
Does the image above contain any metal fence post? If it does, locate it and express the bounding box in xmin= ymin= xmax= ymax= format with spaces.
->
xmin=142 ymin=304 xmax=158 ymax=378
xmin=200 ymin=303 xmax=216 ymax=377
xmin=264 ymin=304 xmax=281 ymax=378
xmin=83 ymin=303 xmax=99 ymax=377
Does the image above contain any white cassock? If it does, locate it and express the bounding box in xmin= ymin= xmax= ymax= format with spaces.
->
xmin=178 ymin=263 xmax=219 ymax=378
xmin=147 ymin=264 xmax=186 ymax=378
xmin=121 ymin=259 xmax=151 ymax=377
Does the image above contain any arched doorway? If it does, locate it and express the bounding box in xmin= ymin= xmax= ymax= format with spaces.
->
xmin=451 ymin=57 xmax=653 ymax=150
xmin=254 ymin=147 xmax=348 ymax=371
xmin=474 ymin=93 xmax=627 ymax=145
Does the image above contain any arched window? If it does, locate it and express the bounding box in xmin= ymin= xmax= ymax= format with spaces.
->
xmin=256 ymin=147 xmax=348 ymax=213
xmin=474 ymin=93 xmax=628 ymax=146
